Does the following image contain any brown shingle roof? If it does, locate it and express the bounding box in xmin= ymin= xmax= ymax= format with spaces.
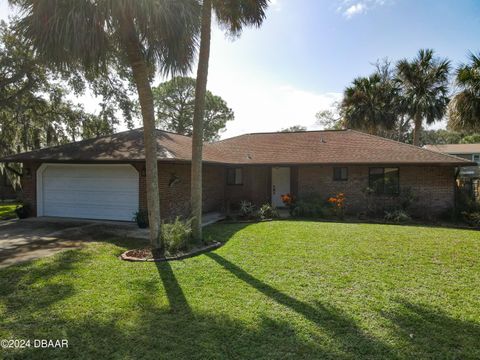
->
xmin=207 ymin=130 xmax=474 ymax=166
xmin=424 ymin=143 xmax=480 ymax=155
xmin=0 ymin=128 xmax=474 ymax=166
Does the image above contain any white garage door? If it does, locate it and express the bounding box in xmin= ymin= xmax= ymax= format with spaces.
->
xmin=38 ymin=164 xmax=139 ymax=221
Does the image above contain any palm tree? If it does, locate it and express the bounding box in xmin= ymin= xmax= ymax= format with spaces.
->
xmin=190 ymin=0 xmax=268 ymax=240
xmin=396 ymin=49 xmax=450 ymax=146
xmin=448 ymin=52 xmax=480 ymax=132
xmin=340 ymin=72 xmax=399 ymax=135
xmin=11 ymin=0 xmax=200 ymax=250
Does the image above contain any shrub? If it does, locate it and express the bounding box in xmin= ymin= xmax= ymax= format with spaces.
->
xmin=291 ymin=193 xmax=329 ymax=218
xmin=399 ymin=187 xmax=418 ymax=211
xmin=239 ymin=200 xmax=256 ymax=218
xmin=133 ymin=209 xmax=149 ymax=228
xmin=384 ymin=209 xmax=411 ymax=223
xmin=257 ymin=204 xmax=279 ymax=220
xmin=461 ymin=211 xmax=480 ymax=227
xmin=15 ymin=204 xmax=30 ymax=219
xmin=162 ymin=217 xmax=193 ymax=255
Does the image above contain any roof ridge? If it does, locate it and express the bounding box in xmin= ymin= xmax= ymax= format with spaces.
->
xmin=3 ymin=127 xmax=144 ymax=159
xmin=348 ymin=129 xmax=472 ymax=163
xmin=214 ymin=128 xmax=348 ymax=143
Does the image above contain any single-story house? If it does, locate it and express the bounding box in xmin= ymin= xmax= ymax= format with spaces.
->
xmin=0 ymin=128 xmax=474 ymax=221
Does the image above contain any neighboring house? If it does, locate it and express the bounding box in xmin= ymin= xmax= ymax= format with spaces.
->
xmin=0 ymin=128 xmax=474 ymax=221
xmin=424 ymin=144 xmax=480 ymax=179
xmin=424 ymin=143 xmax=480 ymax=201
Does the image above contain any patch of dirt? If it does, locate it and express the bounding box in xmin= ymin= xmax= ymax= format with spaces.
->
xmin=120 ymin=242 xmax=222 ymax=262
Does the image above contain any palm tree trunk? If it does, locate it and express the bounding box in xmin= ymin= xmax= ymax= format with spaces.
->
xmin=191 ymin=0 xmax=212 ymax=241
xmin=119 ymin=13 xmax=162 ymax=250
xmin=413 ymin=113 xmax=422 ymax=146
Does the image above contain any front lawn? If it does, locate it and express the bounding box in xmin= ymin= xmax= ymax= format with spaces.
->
xmin=0 ymin=221 xmax=479 ymax=359
xmin=0 ymin=202 xmax=18 ymax=220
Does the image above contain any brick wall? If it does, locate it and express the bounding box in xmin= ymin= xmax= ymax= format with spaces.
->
xmin=297 ymin=165 xmax=455 ymax=217
xmin=224 ymin=166 xmax=270 ymax=211
xmin=20 ymin=161 xmax=456 ymax=220
xmin=19 ymin=161 xmax=41 ymax=216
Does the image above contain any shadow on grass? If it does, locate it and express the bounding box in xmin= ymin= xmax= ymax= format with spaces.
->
xmin=283 ymin=217 xmax=480 ymax=233
xmin=205 ymin=252 xmax=395 ymax=358
xmin=382 ymin=299 xmax=480 ymax=359
xmin=155 ymin=261 xmax=191 ymax=314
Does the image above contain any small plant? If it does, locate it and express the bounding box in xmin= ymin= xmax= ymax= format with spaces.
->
xmin=133 ymin=209 xmax=149 ymax=228
xmin=290 ymin=193 xmax=327 ymax=218
xmin=15 ymin=204 xmax=30 ymax=219
xmin=162 ymin=217 xmax=193 ymax=255
xmin=239 ymin=200 xmax=256 ymax=218
xmin=281 ymin=193 xmax=296 ymax=215
xmin=257 ymin=204 xmax=279 ymax=220
xmin=461 ymin=211 xmax=480 ymax=227
xmin=399 ymin=187 xmax=417 ymax=211
xmin=327 ymin=193 xmax=346 ymax=219
xmin=384 ymin=209 xmax=411 ymax=223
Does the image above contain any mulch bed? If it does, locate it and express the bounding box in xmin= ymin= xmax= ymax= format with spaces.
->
xmin=120 ymin=242 xmax=223 ymax=262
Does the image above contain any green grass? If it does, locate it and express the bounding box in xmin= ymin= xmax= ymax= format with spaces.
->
xmin=0 ymin=202 xmax=17 ymax=220
xmin=0 ymin=221 xmax=479 ymax=359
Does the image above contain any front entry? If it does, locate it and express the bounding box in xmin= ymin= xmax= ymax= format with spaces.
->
xmin=271 ymin=167 xmax=291 ymax=208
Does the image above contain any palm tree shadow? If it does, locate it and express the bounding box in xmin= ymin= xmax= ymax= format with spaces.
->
xmin=155 ymin=261 xmax=191 ymax=314
xmin=205 ymin=252 xmax=395 ymax=358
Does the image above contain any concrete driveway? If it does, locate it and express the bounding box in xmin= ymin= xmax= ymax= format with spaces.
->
xmin=0 ymin=218 xmax=148 ymax=268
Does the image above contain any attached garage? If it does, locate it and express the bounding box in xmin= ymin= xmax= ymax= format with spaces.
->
xmin=37 ymin=164 xmax=139 ymax=221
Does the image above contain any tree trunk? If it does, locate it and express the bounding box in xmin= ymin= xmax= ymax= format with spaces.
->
xmin=191 ymin=0 xmax=212 ymax=241
xmin=413 ymin=113 xmax=422 ymax=146
xmin=119 ymin=13 xmax=162 ymax=250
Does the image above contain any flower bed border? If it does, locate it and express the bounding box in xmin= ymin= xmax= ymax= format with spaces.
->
xmin=120 ymin=242 xmax=223 ymax=262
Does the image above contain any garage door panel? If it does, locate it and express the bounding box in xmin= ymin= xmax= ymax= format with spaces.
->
xmin=39 ymin=165 xmax=139 ymax=221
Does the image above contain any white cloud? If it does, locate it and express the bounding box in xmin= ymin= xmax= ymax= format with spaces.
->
xmin=269 ymin=0 xmax=282 ymax=12
xmin=344 ymin=3 xmax=366 ymax=18
xmin=207 ymin=70 xmax=341 ymax=138
xmin=338 ymin=0 xmax=391 ymax=19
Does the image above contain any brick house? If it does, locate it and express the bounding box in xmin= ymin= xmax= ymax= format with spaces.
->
xmin=0 ymin=128 xmax=474 ymax=221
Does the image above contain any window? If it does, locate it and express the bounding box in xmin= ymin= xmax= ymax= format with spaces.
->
xmin=473 ymin=154 xmax=480 ymax=165
xmin=369 ymin=167 xmax=399 ymax=195
xmin=227 ymin=168 xmax=243 ymax=185
xmin=333 ymin=167 xmax=348 ymax=181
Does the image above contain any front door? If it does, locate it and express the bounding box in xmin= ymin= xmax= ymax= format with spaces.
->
xmin=271 ymin=167 xmax=291 ymax=208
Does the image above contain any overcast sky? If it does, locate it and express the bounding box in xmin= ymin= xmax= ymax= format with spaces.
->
xmin=1 ymin=0 xmax=480 ymax=138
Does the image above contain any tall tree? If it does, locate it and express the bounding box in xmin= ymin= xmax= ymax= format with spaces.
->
xmin=396 ymin=49 xmax=450 ymax=146
xmin=153 ymin=76 xmax=234 ymax=141
xmin=0 ymin=20 xmax=118 ymax=188
xmin=448 ymin=52 xmax=480 ymax=133
xmin=340 ymin=71 xmax=399 ymax=135
xmin=191 ymin=0 xmax=268 ymax=240
xmin=11 ymin=0 xmax=200 ymax=250
xmin=279 ymin=125 xmax=307 ymax=132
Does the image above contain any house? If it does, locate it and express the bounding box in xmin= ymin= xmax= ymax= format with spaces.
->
xmin=424 ymin=143 xmax=480 ymax=200
xmin=0 ymin=128 xmax=474 ymax=221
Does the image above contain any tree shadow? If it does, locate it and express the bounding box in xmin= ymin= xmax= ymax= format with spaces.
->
xmin=202 ymin=222 xmax=252 ymax=245
xmin=155 ymin=261 xmax=191 ymax=314
xmin=205 ymin=252 xmax=395 ymax=359
xmin=382 ymin=299 xmax=480 ymax=359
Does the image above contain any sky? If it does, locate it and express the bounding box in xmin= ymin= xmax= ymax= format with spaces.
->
xmin=1 ymin=0 xmax=480 ymax=138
